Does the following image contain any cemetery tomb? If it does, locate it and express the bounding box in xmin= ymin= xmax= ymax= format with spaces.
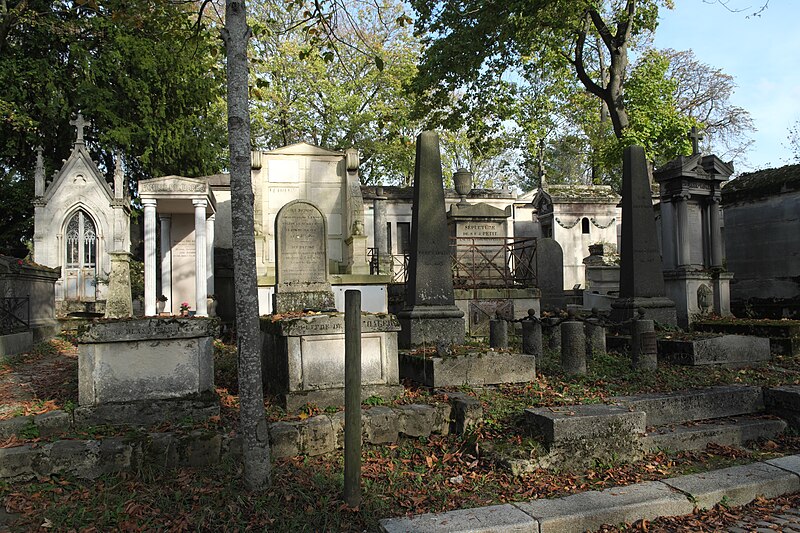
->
xmin=32 ymin=113 xmax=131 ymax=315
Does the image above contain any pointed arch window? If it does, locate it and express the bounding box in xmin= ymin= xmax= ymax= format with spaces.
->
xmin=65 ymin=211 xmax=96 ymax=268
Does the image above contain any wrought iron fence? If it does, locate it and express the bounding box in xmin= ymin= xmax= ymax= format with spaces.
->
xmin=0 ymin=296 xmax=30 ymax=335
xmin=451 ymin=237 xmax=538 ymax=289
xmin=369 ymin=237 xmax=538 ymax=289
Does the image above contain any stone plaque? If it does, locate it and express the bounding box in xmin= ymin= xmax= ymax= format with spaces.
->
xmin=275 ymin=200 xmax=328 ymax=286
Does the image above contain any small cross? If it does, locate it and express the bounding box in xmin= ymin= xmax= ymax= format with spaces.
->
xmin=688 ymin=126 xmax=703 ymax=155
xmin=69 ymin=112 xmax=88 ymax=143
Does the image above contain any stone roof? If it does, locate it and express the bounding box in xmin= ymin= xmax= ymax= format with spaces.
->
xmin=722 ymin=164 xmax=800 ymax=204
xmin=546 ymin=184 xmax=620 ymax=203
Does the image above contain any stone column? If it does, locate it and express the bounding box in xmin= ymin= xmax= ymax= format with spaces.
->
xmin=159 ymin=214 xmax=172 ymax=312
xmin=489 ymin=313 xmax=508 ymax=349
xmin=522 ymin=309 xmax=542 ymax=356
xmin=206 ymin=214 xmax=215 ymax=296
xmin=193 ymin=199 xmax=208 ymax=317
xmin=631 ymin=317 xmax=657 ymax=371
xmin=660 ymin=199 xmax=676 ymax=269
xmin=675 ymin=194 xmax=691 ymax=268
xmin=143 ymin=199 xmax=157 ymax=316
xmin=708 ymin=197 xmax=723 ymax=269
xmin=372 ymin=187 xmax=391 ymax=274
xmin=561 ymin=318 xmax=586 ymax=375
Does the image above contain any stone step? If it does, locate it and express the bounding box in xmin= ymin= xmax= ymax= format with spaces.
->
xmin=612 ymin=385 xmax=764 ymax=426
xmin=643 ymin=415 xmax=786 ymax=453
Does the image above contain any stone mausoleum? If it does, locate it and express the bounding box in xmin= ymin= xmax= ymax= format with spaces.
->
xmin=32 ymin=113 xmax=130 ymax=314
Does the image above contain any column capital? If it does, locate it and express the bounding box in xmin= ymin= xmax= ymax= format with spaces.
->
xmin=207 ymin=213 xmax=216 ymax=221
xmin=192 ymin=198 xmax=208 ymax=208
xmin=158 ymin=213 xmax=172 ymax=221
xmin=142 ymin=198 xmax=157 ymax=207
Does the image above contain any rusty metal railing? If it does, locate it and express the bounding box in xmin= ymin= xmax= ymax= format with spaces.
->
xmin=0 ymin=296 xmax=30 ymax=335
xmin=451 ymin=237 xmax=538 ymax=289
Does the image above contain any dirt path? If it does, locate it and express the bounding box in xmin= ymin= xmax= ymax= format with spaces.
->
xmin=0 ymin=339 xmax=78 ymax=420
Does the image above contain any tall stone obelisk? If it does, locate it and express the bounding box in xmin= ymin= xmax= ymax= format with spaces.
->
xmin=611 ymin=145 xmax=677 ymax=325
xmin=397 ymin=131 xmax=465 ymax=348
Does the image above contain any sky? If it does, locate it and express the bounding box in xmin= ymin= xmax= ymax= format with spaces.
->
xmin=653 ymin=0 xmax=800 ymax=173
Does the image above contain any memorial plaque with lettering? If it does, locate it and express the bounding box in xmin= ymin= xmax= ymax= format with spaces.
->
xmin=273 ymin=200 xmax=335 ymax=312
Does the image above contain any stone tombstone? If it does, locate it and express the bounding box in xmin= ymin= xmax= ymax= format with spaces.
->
xmin=611 ymin=146 xmax=677 ymax=325
xmin=397 ymin=131 xmax=465 ymax=347
xmin=535 ymin=238 xmax=566 ymax=312
xmin=273 ymin=200 xmax=335 ymax=313
xmin=104 ymin=251 xmax=133 ymax=319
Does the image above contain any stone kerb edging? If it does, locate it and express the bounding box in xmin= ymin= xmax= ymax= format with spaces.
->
xmin=0 ymin=396 xmax=483 ymax=482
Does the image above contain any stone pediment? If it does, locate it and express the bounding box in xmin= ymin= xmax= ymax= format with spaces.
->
xmin=448 ymin=202 xmax=510 ymax=219
xmin=655 ymin=154 xmax=734 ymax=183
xmin=43 ymin=145 xmax=113 ymax=203
xmin=265 ymin=142 xmax=343 ymax=157
xmin=139 ymin=175 xmax=210 ymax=195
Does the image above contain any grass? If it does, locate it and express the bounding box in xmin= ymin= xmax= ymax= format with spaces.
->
xmin=4 ymin=335 xmax=800 ymax=530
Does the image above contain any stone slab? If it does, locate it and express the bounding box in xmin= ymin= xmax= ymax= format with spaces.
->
xmin=0 ymin=331 xmax=33 ymax=357
xmin=658 ymin=335 xmax=770 ymax=366
xmin=764 ymin=386 xmax=800 ymax=430
xmin=380 ymin=504 xmax=537 ymax=533
xmin=397 ymin=315 xmax=465 ymax=348
xmin=643 ymin=416 xmax=786 ymax=452
xmin=612 ymin=385 xmax=764 ymax=427
xmin=524 ymin=404 xmax=645 ymax=468
xmin=399 ymin=351 xmax=535 ymax=387
xmin=261 ymin=313 xmax=400 ymax=337
xmin=766 ymin=454 xmax=800 ymax=477
xmin=77 ymin=317 xmax=218 ymax=343
xmin=513 ymin=481 xmax=693 ymax=533
xmin=662 ymin=462 xmax=800 ymax=510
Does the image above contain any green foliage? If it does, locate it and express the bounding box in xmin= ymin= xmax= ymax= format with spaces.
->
xmin=129 ymin=259 xmax=144 ymax=301
xmin=213 ymin=340 xmax=239 ymax=395
xmin=0 ymin=0 xmax=227 ymax=250
xmin=248 ymin=0 xmax=420 ymax=184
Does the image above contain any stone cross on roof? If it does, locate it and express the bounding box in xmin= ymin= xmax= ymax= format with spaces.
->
xmin=688 ymin=126 xmax=703 ymax=156
xmin=70 ymin=112 xmax=88 ymax=144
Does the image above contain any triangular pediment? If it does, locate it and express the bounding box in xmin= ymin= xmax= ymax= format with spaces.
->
xmin=265 ymin=142 xmax=343 ymax=157
xmin=43 ymin=145 xmax=113 ymax=203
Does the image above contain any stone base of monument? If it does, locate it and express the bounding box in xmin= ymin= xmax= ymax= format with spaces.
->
xmin=658 ymin=334 xmax=770 ymax=367
xmin=397 ymin=306 xmax=466 ymax=348
xmin=610 ymin=296 xmax=677 ymax=327
xmin=398 ymin=350 xmax=536 ymax=388
xmin=78 ymin=318 xmax=218 ymax=407
xmin=664 ymin=269 xmax=733 ymax=329
xmin=260 ymin=312 xmax=403 ymax=413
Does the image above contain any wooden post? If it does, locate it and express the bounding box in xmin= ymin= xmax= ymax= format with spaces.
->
xmin=344 ymin=290 xmax=361 ymax=507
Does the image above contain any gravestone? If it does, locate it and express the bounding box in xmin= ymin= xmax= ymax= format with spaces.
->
xmin=397 ymin=131 xmax=465 ymax=347
xmin=273 ymin=200 xmax=335 ymax=313
xmin=535 ymin=238 xmax=566 ymax=312
xmin=611 ymin=146 xmax=677 ymax=325
xmin=104 ymin=252 xmax=133 ymax=319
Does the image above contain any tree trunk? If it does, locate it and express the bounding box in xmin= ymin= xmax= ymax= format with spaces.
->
xmin=222 ymin=0 xmax=271 ymax=490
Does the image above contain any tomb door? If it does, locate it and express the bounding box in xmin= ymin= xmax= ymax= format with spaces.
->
xmin=64 ymin=210 xmax=97 ymax=301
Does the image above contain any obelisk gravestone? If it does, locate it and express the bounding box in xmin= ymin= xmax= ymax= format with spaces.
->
xmin=397 ymin=131 xmax=465 ymax=347
xmin=611 ymin=145 xmax=677 ymax=325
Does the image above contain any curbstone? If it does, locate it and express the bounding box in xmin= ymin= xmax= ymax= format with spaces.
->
xmin=766 ymin=454 xmax=800 ymax=478
xmin=42 ymin=440 xmax=101 ymax=479
xmin=181 ymin=430 xmax=221 ymax=467
xmin=661 ymin=462 xmax=800 ymax=510
xmin=0 ymin=445 xmax=37 ymax=481
xmin=396 ymin=404 xmax=436 ymax=438
xmin=143 ymin=432 xmax=179 ymax=470
xmin=449 ymin=393 xmax=483 ymax=435
xmin=270 ymin=421 xmax=301 ymax=459
xmin=380 ymin=503 xmax=538 ymax=533
xmin=98 ymin=438 xmax=133 ymax=475
xmin=0 ymin=416 xmax=34 ymax=440
xmin=298 ymin=415 xmax=335 ymax=456
xmin=513 ymin=481 xmax=694 ymax=533
xmin=34 ymin=410 xmax=72 ymax=437
xmin=363 ymin=406 xmax=399 ymax=444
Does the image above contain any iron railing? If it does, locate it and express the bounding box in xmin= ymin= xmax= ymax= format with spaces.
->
xmin=0 ymin=296 xmax=30 ymax=335
xmin=451 ymin=237 xmax=538 ymax=289
xmin=369 ymin=237 xmax=538 ymax=289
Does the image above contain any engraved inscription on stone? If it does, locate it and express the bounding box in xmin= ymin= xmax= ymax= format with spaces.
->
xmin=275 ymin=201 xmax=327 ymax=284
xmin=172 ymin=239 xmax=195 ymax=258
xmin=459 ymin=222 xmax=501 ymax=238
xmin=640 ymin=331 xmax=658 ymax=355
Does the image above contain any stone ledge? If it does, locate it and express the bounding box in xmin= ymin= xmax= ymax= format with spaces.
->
xmin=380 ymin=503 xmax=537 ymax=533
xmin=661 ymin=462 xmax=800 ymax=510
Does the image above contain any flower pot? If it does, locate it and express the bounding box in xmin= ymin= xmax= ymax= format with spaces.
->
xmin=156 ymin=300 xmax=166 ymax=314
